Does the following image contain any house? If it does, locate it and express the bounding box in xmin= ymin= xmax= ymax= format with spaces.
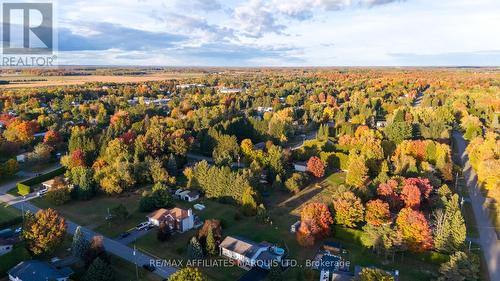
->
xmin=8 ymin=260 xmax=73 ymax=281
xmin=290 ymin=221 xmax=301 ymax=233
xmin=41 ymin=177 xmax=68 ymax=190
xmin=293 ymin=161 xmax=307 ymax=172
xmin=174 ymin=189 xmax=200 ymax=202
xmin=0 ymin=239 xmax=14 ymax=256
xmin=219 ymin=235 xmax=285 ymax=270
xmin=16 ymin=153 xmax=27 ymax=163
xmin=147 ymin=207 xmax=194 ymax=232
xmin=376 ymin=120 xmax=387 ymax=128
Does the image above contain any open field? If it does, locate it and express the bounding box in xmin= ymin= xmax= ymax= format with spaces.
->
xmin=0 ymin=72 xmax=204 ymax=89
xmin=31 ymin=190 xmax=150 ymax=238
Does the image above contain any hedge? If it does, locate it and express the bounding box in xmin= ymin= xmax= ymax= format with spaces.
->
xmin=17 ymin=183 xmax=31 ymax=196
xmin=16 ymin=167 xmax=66 ymax=195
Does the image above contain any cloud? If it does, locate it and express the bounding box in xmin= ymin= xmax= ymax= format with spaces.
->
xmin=190 ymin=0 xmax=222 ymax=11
xmin=272 ymin=0 xmax=405 ymax=20
xmin=151 ymin=12 xmax=235 ymax=43
xmin=58 ymin=22 xmax=186 ymax=51
xmin=233 ymin=0 xmax=286 ymax=37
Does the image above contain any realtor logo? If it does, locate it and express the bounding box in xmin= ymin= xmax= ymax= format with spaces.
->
xmin=2 ymin=2 xmax=53 ymax=54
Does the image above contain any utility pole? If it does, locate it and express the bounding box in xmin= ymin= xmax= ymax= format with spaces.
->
xmin=133 ymin=244 xmax=139 ymax=281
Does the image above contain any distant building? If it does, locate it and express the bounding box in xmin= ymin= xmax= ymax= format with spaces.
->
xmin=219 ymin=87 xmax=242 ymax=94
xmin=8 ymin=260 xmax=73 ymax=281
xmin=256 ymin=106 xmax=273 ymax=113
xmin=219 ymin=235 xmax=285 ymax=270
xmin=147 ymin=207 xmax=194 ymax=232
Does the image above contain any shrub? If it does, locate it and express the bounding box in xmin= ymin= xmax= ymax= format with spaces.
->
xmin=45 ymin=188 xmax=71 ymax=205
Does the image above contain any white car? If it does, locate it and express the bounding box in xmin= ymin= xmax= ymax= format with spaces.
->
xmin=37 ymin=188 xmax=48 ymax=197
xmin=136 ymin=222 xmax=151 ymax=231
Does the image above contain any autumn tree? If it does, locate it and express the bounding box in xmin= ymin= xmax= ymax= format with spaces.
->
xmin=396 ymin=208 xmax=433 ymax=252
xmin=23 ymin=208 xmax=67 ymax=255
xmin=241 ymin=186 xmax=258 ymax=216
xmin=43 ymin=129 xmax=62 ymax=147
xmin=297 ymin=203 xmax=333 ymax=246
xmin=205 ymin=225 xmax=217 ymax=256
xmin=3 ymin=158 xmax=19 ymax=177
xmin=168 ymin=267 xmax=207 ymax=281
xmin=307 ymin=156 xmax=325 ymax=178
xmin=346 ymin=153 xmax=368 ymax=188
xmin=365 ymin=200 xmax=391 ymax=226
xmin=355 ymin=267 xmax=395 ymax=281
xmin=332 ymin=191 xmax=364 ymax=227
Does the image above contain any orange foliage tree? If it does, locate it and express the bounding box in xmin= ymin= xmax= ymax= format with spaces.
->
xmin=396 ymin=208 xmax=433 ymax=252
xmin=23 ymin=208 xmax=67 ymax=255
xmin=307 ymin=156 xmax=325 ymax=178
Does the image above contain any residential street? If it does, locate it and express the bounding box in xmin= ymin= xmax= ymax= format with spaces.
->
xmin=0 ymin=172 xmax=177 ymax=279
xmin=453 ymin=130 xmax=500 ymax=281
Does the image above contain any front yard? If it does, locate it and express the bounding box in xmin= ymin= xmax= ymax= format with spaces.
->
xmin=31 ymin=190 xmax=150 ymax=238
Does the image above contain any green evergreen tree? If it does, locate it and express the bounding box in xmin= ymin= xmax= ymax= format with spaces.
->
xmin=72 ymin=226 xmax=89 ymax=259
xmin=82 ymin=257 xmax=115 ymax=281
xmin=438 ymin=251 xmax=479 ymax=281
xmin=167 ymin=153 xmax=178 ymax=176
xmin=187 ymin=237 xmax=204 ymax=259
xmin=434 ymin=194 xmax=466 ymax=253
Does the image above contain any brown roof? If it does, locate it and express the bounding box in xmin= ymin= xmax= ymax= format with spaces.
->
xmin=148 ymin=207 xmax=190 ymax=221
xmin=148 ymin=208 xmax=169 ymax=221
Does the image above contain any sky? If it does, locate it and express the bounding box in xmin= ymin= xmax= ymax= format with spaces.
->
xmin=21 ymin=0 xmax=500 ymax=66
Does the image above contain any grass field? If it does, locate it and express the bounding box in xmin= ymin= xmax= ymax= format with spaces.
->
xmin=0 ymin=205 xmax=21 ymax=227
xmin=31 ymin=190 xmax=150 ymax=238
xmin=0 ymin=72 xmax=204 ymax=89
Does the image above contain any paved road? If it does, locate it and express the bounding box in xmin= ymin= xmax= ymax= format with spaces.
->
xmin=0 ymin=173 xmax=177 ymax=279
xmin=453 ymin=130 xmax=500 ymax=281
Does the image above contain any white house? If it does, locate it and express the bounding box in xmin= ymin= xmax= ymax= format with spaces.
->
xmin=16 ymin=153 xmax=27 ymax=163
xmin=293 ymin=161 xmax=307 ymax=172
xmin=147 ymin=207 xmax=194 ymax=232
xmin=0 ymin=239 xmax=13 ymax=256
xmin=290 ymin=221 xmax=301 ymax=233
xmin=219 ymin=236 xmax=285 ymax=270
xmin=8 ymin=260 xmax=73 ymax=281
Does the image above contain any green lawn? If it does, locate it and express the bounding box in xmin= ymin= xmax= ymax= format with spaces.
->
xmin=0 ymin=244 xmax=31 ymax=277
xmin=111 ymin=255 xmax=162 ymax=281
xmin=31 ymin=190 xmax=150 ymax=238
xmin=0 ymin=205 xmax=22 ymax=228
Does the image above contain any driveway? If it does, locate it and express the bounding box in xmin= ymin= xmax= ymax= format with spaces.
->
xmin=116 ymin=227 xmax=155 ymax=245
xmin=453 ymin=130 xmax=500 ymax=281
xmin=0 ymin=180 xmax=177 ymax=279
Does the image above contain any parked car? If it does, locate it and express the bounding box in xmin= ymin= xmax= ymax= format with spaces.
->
xmin=142 ymin=264 xmax=155 ymax=272
xmin=37 ymin=188 xmax=48 ymax=197
xmin=136 ymin=222 xmax=151 ymax=231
